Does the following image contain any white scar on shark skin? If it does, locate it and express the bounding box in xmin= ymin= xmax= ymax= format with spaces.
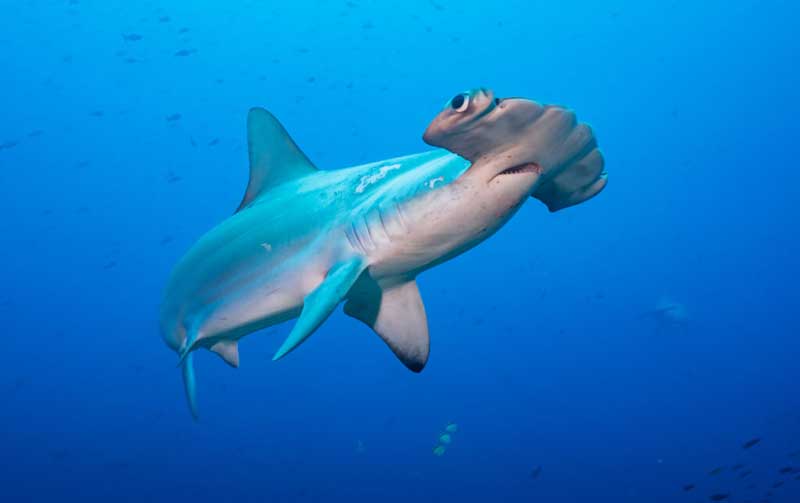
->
xmin=160 ymin=87 xmax=608 ymax=419
xmin=354 ymin=163 xmax=402 ymax=193
xmin=427 ymin=176 xmax=445 ymax=189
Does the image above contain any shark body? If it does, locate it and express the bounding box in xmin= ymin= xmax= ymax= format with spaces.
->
xmin=160 ymin=88 xmax=607 ymax=418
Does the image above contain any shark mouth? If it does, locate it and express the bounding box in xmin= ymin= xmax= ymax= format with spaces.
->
xmin=496 ymin=162 xmax=542 ymax=176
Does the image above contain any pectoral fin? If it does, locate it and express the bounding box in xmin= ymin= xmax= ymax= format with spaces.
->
xmin=344 ymin=278 xmax=430 ymax=372
xmin=273 ymin=257 xmax=366 ymax=361
xmin=210 ymin=339 xmax=240 ymax=368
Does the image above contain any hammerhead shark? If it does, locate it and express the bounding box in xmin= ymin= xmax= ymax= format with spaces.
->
xmin=160 ymin=88 xmax=607 ymax=418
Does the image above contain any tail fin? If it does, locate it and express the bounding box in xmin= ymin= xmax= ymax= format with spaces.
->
xmin=181 ymin=352 xmax=199 ymax=420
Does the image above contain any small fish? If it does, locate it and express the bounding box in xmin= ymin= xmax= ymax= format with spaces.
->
xmin=89 ymin=110 xmax=104 ymax=117
xmin=739 ymin=469 xmax=752 ymax=478
xmin=731 ymin=464 xmax=744 ymax=471
xmin=178 ymin=27 xmax=190 ymax=34
xmin=174 ymin=48 xmax=196 ymax=57
xmin=166 ymin=113 xmax=182 ymax=122
xmin=190 ymin=137 xmax=197 ymax=147
xmin=742 ymin=438 xmax=761 ymax=449
xmin=124 ymin=57 xmax=139 ymax=64
xmin=530 ymin=466 xmax=542 ymax=480
xmin=103 ymin=261 xmax=117 ymax=270
xmin=166 ymin=171 xmax=182 ymax=184
xmin=207 ymin=138 xmax=220 ymax=146
xmin=159 ymin=16 xmax=170 ymax=23
xmin=159 ymin=236 xmax=173 ymax=246
xmin=709 ymin=466 xmax=724 ymax=476
xmin=27 ymin=130 xmax=44 ymax=137
xmin=683 ymin=484 xmax=695 ymax=492
xmin=795 ymin=474 xmax=800 ymax=480
xmin=709 ymin=494 xmax=729 ymax=501
xmin=778 ymin=466 xmax=793 ymax=474
xmin=122 ymin=33 xmax=142 ymax=42
xmin=0 ymin=140 xmax=18 ymax=150
xmin=771 ymin=481 xmax=783 ymax=488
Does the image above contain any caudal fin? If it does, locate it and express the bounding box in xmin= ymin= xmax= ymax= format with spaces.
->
xmin=181 ymin=352 xmax=199 ymax=420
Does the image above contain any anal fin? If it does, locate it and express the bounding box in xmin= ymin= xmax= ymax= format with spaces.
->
xmin=344 ymin=278 xmax=429 ymax=372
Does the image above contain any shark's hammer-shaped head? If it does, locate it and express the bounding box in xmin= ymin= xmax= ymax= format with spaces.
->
xmin=423 ymin=88 xmax=604 ymax=208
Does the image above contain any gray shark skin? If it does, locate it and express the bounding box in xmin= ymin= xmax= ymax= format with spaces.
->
xmin=160 ymin=88 xmax=607 ymax=418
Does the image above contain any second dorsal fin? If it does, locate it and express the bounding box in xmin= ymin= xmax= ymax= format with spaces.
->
xmin=236 ymin=107 xmax=317 ymax=212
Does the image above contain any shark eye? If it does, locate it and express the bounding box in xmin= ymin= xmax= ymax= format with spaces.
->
xmin=450 ymin=94 xmax=469 ymax=112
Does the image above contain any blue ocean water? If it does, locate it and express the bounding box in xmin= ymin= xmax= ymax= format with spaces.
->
xmin=1 ymin=0 xmax=798 ymax=501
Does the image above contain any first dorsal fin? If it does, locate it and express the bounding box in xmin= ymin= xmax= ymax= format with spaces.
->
xmin=237 ymin=107 xmax=317 ymax=212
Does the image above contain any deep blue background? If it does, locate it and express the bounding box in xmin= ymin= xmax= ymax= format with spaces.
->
xmin=1 ymin=1 xmax=798 ymax=502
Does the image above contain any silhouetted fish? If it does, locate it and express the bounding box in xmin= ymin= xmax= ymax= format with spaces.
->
xmin=778 ymin=466 xmax=793 ymax=474
xmin=27 ymin=129 xmax=44 ymax=137
xmin=174 ymin=48 xmax=196 ymax=57
xmin=166 ymin=113 xmax=182 ymax=122
xmin=739 ymin=470 xmax=752 ymax=478
xmin=742 ymin=438 xmax=761 ymax=449
xmin=207 ymin=138 xmax=220 ymax=146
xmin=709 ymin=494 xmax=729 ymax=501
xmin=0 ymin=140 xmax=18 ymax=150
xmin=709 ymin=466 xmax=724 ymax=476
xmin=122 ymin=33 xmax=142 ymax=41
xmin=530 ymin=466 xmax=542 ymax=480
xmin=683 ymin=484 xmax=695 ymax=492
xmin=731 ymin=464 xmax=744 ymax=471
xmin=771 ymin=481 xmax=783 ymax=488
